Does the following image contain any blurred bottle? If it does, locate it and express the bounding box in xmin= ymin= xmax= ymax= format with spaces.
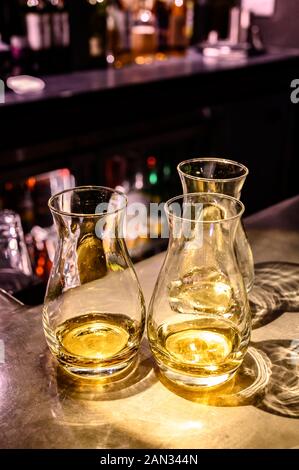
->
xmin=104 ymin=152 xmax=166 ymax=260
xmin=0 ymin=0 xmax=29 ymax=78
xmin=48 ymin=0 xmax=71 ymax=72
xmin=248 ymin=24 xmax=265 ymax=56
xmin=87 ymin=0 xmax=107 ymax=69
xmin=23 ymin=0 xmax=52 ymax=74
xmin=0 ymin=210 xmax=33 ymax=294
xmin=10 ymin=35 xmax=30 ymax=77
xmin=0 ymin=1 xmax=11 ymax=80
xmin=107 ymin=0 xmax=132 ymax=67
xmin=192 ymin=0 xmax=211 ymax=44
xmin=19 ymin=180 xmax=35 ymax=233
xmin=155 ymin=0 xmax=170 ymax=53
xmin=0 ymin=34 xmax=11 ymax=81
xmin=168 ymin=0 xmax=188 ymax=54
xmin=51 ymin=0 xmax=70 ymax=49
xmin=0 ymin=1 xmax=11 ymax=44
xmin=145 ymin=155 xmax=161 ymax=201
xmin=131 ymin=0 xmax=157 ymax=63
xmin=193 ymin=0 xmax=239 ymax=45
xmin=30 ymin=225 xmax=55 ymax=282
xmin=2 ymin=181 xmax=35 ymax=233
xmin=210 ymin=0 xmax=239 ymax=39
xmin=27 ymin=169 xmax=74 ymax=290
xmin=185 ymin=0 xmax=194 ymax=44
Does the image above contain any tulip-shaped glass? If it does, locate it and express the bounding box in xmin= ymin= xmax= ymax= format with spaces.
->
xmin=43 ymin=186 xmax=146 ymax=378
xmin=148 ymin=193 xmax=251 ymax=388
xmin=178 ymin=158 xmax=254 ymax=291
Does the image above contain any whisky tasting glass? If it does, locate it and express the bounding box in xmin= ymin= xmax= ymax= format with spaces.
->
xmin=43 ymin=186 xmax=146 ymax=378
xmin=147 ymin=193 xmax=251 ymax=388
xmin=178 ymin=158 xmax=254 ymax=291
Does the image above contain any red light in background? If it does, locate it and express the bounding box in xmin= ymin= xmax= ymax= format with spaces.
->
xmin=59 ymin=169 xmax=70 ymax=177
xmin=147 ymin=156 xmax=157 ymax=168
xmin=36 ymin=266 xmax=44 ymax=276
xmin=38 ymin=257 xmax=46 ymax=267
xmin=27 ymin=177 xmax=36 ymax=190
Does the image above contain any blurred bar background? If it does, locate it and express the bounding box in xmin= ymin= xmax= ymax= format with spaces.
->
xmin=0 ymin=0 xmax=299 ymax=302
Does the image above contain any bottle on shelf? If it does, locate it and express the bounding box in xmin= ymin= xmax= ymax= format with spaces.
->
xmin=23 ymin=0 xmax=52 ymax=74
xmin=0 ymin=34 xmax=11 ymax=81
xmin=154 ymin=0 xmax=170 ymax=54
xmin=0 ymin=0 xmax=29 ymax=79
xmin=131 ymin=0 xmax=158 ymax=64
xmin=48 ymin=0 xmax=71 ymax=72
xmin=210 ymin=0 xmax=240 ymax=40
xmin=106 ymin=0 xmax=132 ymax=67
xmin=185 ymin=0 xmax=194 ymax=45
xmin=168 ymin=0 xmax=188 ymax=55
xmin=87 ymin=0 xmax=108 ymax=69
xmin=192 ymin=0 xmax=211 ymax=44
xmin=0 ymin=1 xmax=10 ymax=44
xmin=50 ymin=0 xmax=70 ymax=49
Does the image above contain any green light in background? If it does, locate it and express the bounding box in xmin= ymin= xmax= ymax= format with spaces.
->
xmin=163 ymin=165 xmax=171 ymax=177
xmin=149 ymin=171 xmax=158 ymax=185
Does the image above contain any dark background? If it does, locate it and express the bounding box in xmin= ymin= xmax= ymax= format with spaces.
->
xmin=1 ymin=0 xmax=299 ymax=213
xmin=0 ymin=0 xmax=299 ymax=301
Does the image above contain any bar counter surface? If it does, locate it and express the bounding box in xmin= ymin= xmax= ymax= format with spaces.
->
xmin=0 ymin=47 xmax=298 ymax=154
xmin=0 ymin=196 xmax=299 ymax=449
xmin=2 ymin=48 xmax=299 ymax=107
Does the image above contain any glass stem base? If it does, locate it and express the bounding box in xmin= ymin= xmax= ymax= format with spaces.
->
xmin=57 ymin=355 xmax=137 ymax=380
xmin=157 ymin=362 xmax=239 ymax=389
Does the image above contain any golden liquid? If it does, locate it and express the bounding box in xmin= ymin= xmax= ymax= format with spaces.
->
xmin=151 ymin=319 xmax=243 ymax=377
xmin=55 ymin=313 xmax=140 ymax=369
xmin=150 ymin=266 xmax=249 ymax=384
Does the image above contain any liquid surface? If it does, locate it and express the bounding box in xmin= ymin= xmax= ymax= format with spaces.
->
xmin=165 ymin=329 xmax=232 ymax=365
xmin=151 ymin=319 xmax=243 ymax=377
xmin=56 ymin=313 xmax=138 ymax=363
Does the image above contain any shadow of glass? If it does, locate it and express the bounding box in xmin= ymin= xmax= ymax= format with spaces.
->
xmin=43 ymin=340 xmax=157 ymax=426
xmin=253 ymin=339 xmax=299 ymax=419
xmin=249 ymin=262 xmax=299 ymax=329
xmin=156 ymin=347 xmax=271 ymax=407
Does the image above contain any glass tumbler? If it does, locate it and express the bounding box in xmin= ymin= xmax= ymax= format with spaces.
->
xmin=178 ymin=158 xmax=254 ymax=291
xmin=43 ymin=186 xmax=146 ymax=378
xmin=147 ymin=193 xmax=251 ymax=388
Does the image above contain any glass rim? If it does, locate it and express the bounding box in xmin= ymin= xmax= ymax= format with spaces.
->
xmin=48 ymin=185 xmax=128 ymax=218
xmin=177 ymin=157 xmax=249 ymax=182
xmin=165 ymin=192 xmax=245 ymax=224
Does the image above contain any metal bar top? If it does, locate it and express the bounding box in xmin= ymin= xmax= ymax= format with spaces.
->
xmin=0 ymin=196 xmax=299 ymax=449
